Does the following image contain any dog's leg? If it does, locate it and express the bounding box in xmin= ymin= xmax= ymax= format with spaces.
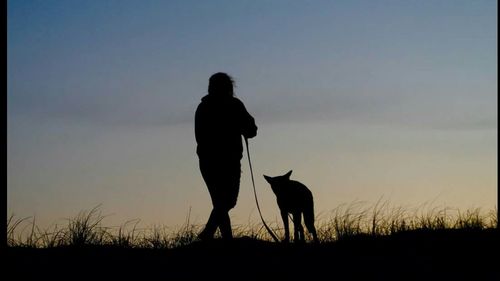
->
xmin=292 ymin=212 xmax=304 ymax=243
xmin=304 ymin=207 xmax=319 ymax=243
xmin=281 ymin=210 xmax=290 ymax=243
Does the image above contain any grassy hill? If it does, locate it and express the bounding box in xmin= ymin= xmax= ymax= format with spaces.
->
xmin=7 ymin=204 xmax=499 ymax=280
xmin=7 ymin=228 xmax=498 ymax=280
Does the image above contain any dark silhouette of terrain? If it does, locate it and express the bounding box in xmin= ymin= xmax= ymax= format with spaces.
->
xmin=7 ymin=228 xmax=498 ymax=280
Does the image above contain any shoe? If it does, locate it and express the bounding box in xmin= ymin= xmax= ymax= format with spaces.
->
xmin=197 ymin=230 xmax=214 ymax=242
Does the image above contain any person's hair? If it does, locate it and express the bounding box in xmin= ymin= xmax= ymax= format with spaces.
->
xmin=208 ymin=72 xmax=235 ymax=97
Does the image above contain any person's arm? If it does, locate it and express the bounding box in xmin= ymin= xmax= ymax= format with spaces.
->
xmin=236 ymin=99 xmax=257 ymax=139
xmin=242 ymin=114 xmax=257 ymax=139
xmin=194 ymin=104 xmax=206 ymax=145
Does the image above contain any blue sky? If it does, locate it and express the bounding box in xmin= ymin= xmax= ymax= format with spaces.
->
xmin=8 ymin=0 xmax=497 ymax=229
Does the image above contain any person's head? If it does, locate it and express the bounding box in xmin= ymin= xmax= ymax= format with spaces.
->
xmin=208 ymin=72 xmax=235 ymax=98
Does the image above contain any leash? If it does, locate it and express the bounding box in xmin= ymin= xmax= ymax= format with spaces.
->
xmin=244 ymin=137 xmax=280 ymax=243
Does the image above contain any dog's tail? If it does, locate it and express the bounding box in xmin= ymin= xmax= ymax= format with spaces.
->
xmin=303 ymin=199 xmax=315 ymax=226
xmin=303 ymin=194 xmax=318 ymax=242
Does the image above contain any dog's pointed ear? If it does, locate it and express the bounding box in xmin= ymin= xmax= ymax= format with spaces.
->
xmin=263 ymin=175 xmax=272 ymax=183
xmin=284 ymin=170 xmax=292 ymax=179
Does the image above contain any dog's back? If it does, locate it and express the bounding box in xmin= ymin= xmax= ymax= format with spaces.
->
xmin=274 ymin=179 xmax=314 ymax=216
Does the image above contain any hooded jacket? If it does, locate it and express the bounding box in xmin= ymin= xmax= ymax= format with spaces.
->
xmin=195 ymin=95 xmax=257 ymax=160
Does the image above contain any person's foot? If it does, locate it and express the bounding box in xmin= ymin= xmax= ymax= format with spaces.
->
xmin=221 ymin=233 xmax=233 ymax=240
xmin=197 ymin=229 xmax=214 ymax=242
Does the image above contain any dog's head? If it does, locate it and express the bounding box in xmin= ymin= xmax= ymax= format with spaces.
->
xmin=263 ymin=170 xmax=292 ymax=194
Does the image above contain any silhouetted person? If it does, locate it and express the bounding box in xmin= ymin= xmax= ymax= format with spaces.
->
xmin=195 ymin=72 xmax=257 ymax=240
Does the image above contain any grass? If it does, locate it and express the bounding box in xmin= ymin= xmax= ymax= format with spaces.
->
xmin=7 ymin=202 xmax=499 ymax=280
xmin=7 ymin=201 xmax=497 ymax=249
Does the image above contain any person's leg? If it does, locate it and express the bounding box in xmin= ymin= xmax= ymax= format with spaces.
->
xmin=198 ymin=159 xmax=221 ymax=240
xmin=198 ymin=208 xmax=218 ymax=240
xmin=218 ymin=160 xmax=241 ymax=240
xmin=218 ymin=209 xmax=232 ymax=239
xmin=198 ymin=158 xmax=241 ymax=240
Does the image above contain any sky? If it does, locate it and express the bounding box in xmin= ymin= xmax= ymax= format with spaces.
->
xmin=8 ymin=0 xmax=497 ymax=230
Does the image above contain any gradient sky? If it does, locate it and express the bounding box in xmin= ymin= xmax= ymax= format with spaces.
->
xmin=8 ymin=0 xmax=497 ymax=230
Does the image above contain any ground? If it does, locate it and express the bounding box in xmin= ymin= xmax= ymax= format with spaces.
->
xmin=7 ymin=228 xmax=499 ymax=280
